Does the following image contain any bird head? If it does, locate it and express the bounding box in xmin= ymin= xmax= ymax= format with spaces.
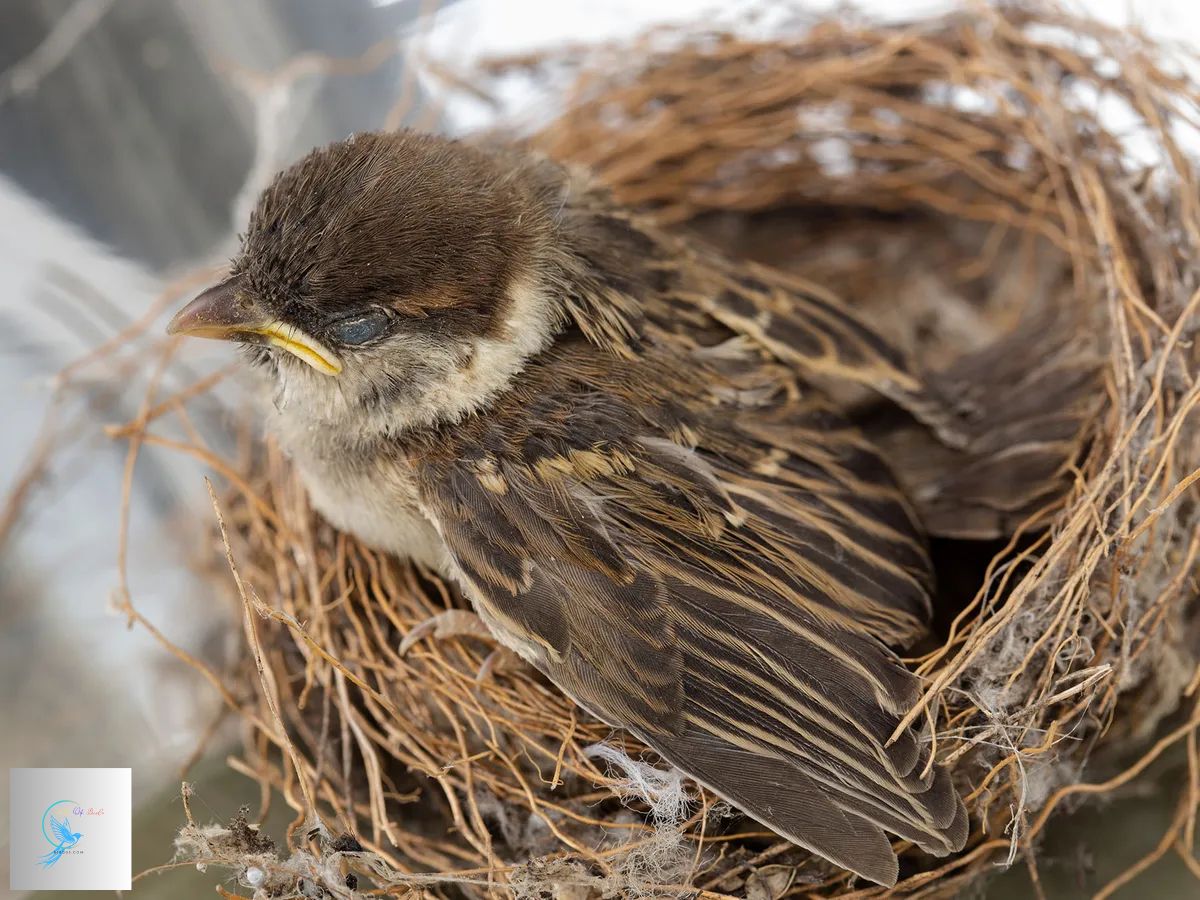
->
xmin=168 ymin=130 xmax=619 ymax=434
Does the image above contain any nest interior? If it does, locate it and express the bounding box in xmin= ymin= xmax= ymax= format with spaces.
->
xmin=125 ymin=5 xmax=1200 ymax=898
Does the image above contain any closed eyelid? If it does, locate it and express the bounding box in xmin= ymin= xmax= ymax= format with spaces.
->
xmin=330 ymin=310 xmax=390 ymax=344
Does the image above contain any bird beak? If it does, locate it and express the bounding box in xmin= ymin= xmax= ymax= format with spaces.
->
xmin=167 ymin=276 xmax=343 ymax=375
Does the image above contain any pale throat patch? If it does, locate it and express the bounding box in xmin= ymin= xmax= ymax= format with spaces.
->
xmin=264 ymin=276 xmax=561 ymax=571
xmin=268 ymin=274 xmax=561 ymax=438
xmin=261 ymin=276 xmax=561 ymax=578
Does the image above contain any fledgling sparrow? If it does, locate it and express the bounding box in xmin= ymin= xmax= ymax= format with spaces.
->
xmin=169 ymin=130 xmax=971 ymax=886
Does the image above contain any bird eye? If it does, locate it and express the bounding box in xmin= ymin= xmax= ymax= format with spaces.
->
xmin=330 ymin=311 xmax=388 ymax=346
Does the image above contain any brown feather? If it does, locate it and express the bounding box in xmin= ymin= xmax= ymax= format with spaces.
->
xmin=173 ymin=130 xmax=1045 ymax=887
xmin=413 ymin=337 xmax=966 ymax=886
xmin=861 ymin=313 xmax=1100 ymax=539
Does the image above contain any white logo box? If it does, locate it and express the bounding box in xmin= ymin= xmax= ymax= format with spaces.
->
xmin=9 ymin=768 xmax=132 ymax=891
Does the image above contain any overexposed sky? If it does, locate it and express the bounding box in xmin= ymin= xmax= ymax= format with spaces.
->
xmin=411 ymin=0 xmax=1198 ymax=58
xmin=389 ymin=0 xmax=1200 ymax=151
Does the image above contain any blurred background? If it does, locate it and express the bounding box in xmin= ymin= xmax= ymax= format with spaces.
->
xmin=0 ymin=1 xmax=1197 ymax=897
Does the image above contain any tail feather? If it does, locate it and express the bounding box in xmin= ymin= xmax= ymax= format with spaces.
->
xmin=641 ymin=589 xmax=969 ymax=887
xmin=658 ymin=729 xmax=902 ymax=887
xmin=650 ymin=724 xmax=968 ymax=887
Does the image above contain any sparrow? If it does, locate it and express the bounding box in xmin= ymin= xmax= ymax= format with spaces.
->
xmin=168 ymin=130 xmax=978 ymax=887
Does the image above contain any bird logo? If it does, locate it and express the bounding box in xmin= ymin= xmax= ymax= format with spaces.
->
xmin=37 ymin=800 xmax=83 ymax=868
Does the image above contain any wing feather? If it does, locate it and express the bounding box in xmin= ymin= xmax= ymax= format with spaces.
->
xmin=661 ymin=260 xmax=970 ymax=446
xmin=417 ymin=346 xmax=966 ymax=887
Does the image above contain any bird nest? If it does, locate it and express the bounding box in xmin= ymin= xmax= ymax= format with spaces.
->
xmin=125 ymin=4 xmax=1200 ymax=898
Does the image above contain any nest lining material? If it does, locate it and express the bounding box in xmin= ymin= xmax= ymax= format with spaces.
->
xmin=99 ymin=4 xmax=1200 ymax=898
